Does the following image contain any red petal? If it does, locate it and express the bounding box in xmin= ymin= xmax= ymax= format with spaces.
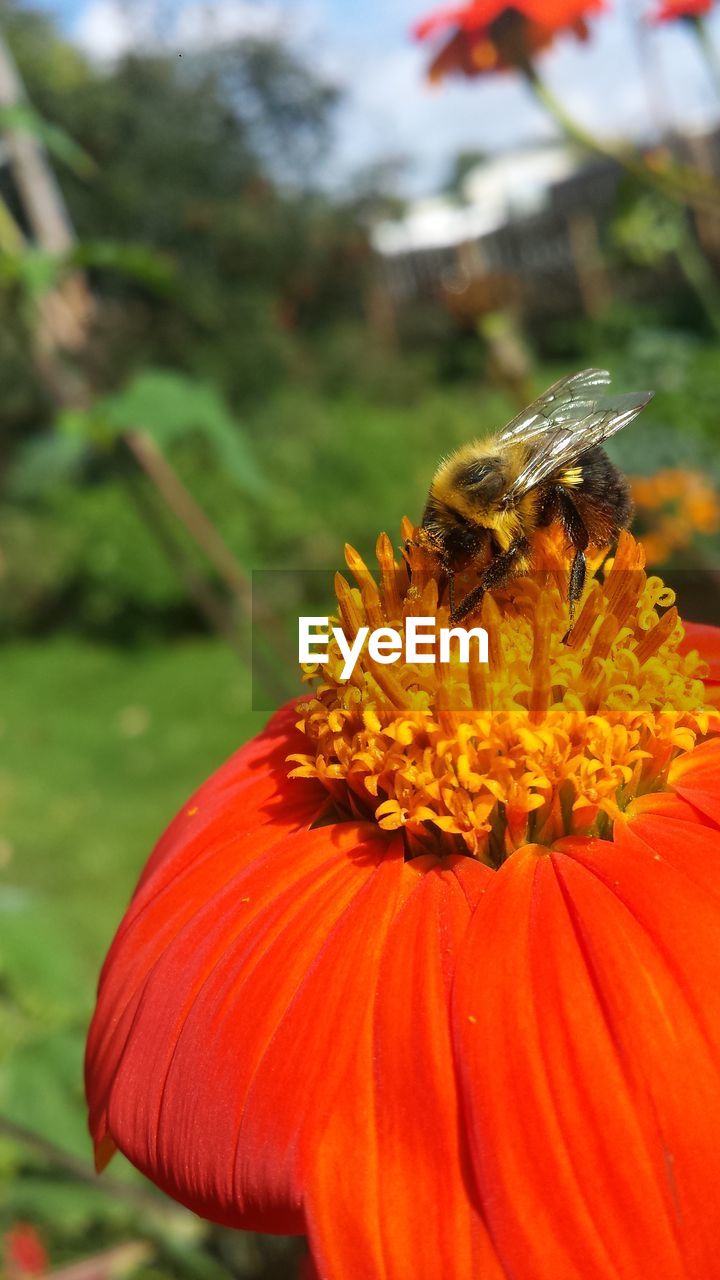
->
xmin=680 ymin=622 xmax=720 ymax=684
xmin=87 ymin=816 xmax=397 ymax=1232
xmin=414 ymin=0 xmax=604 ymax=40
xmin=306 ymin=856 xmax=504 ymax=1280
xmin=617 ymin=812 xmax=720 ymax=899
xmin=625 ymin=790 xmax=704 ymax=824
xmin=520 ymin=0 xmax=606 ymax=20
xmin=298 ymin=1251 xmax=320 ymax=1280
xmin=654 ymin=0 xmax=712 ymax=20
xmin=135 ymin=702 xmax=324 ymax=891
xmin=670 ymin=738 xmax=720 ymax=826
xmin=86 ymin=707 xmax=372 ymax=1232
xmin=413 ymin=4 xmax=477 ymax=40
xmin=88 ymin=703 xmax=500 ymax=1256
xmin=427 ymin=28 xmax=494 ymax=79
xmin=413 ymin=1 xmax=503 ymax=40
xmin=454 ymin=837 xmax=720 ymax=1280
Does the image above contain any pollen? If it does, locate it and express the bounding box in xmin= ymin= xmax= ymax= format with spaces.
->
xmin=289 ymin=526 xmax=718 ymax=867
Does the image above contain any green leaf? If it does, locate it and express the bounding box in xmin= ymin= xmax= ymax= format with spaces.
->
xmin=0 ymin=103 xmax=95 ymax=177
xmin=0 ymin=247 xmax=63 ymax=296
xmin=0 ymin=894 xmax=86 ymax=1022
xmin=100 ymin=370 xmax=265 ymax=495
xmin=2 ymin=1173 xmax=138 ymax=1235
xmin=0 ymin=1027 xmax=87 ymax=1156
xmin=6 ymin=432 xmax=88 ymax=500
xmin=71 ymin=241 xmax=175 ymax=294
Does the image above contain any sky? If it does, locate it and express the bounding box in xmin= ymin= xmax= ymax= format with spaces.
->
xmin=28 ymin=0 xmax=720 ymax=193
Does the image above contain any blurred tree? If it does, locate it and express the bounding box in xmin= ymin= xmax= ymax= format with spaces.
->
xmin=0 ymin=2 xmax=377 ymax=419
xmin=0 ymin=3 xmax=393 ymax=653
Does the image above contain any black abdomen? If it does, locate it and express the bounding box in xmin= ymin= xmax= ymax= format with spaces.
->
xmin=538 ymin=445 xmax=633 ymax=546
xmin=576 ymin=445 xmax=632 ymax=528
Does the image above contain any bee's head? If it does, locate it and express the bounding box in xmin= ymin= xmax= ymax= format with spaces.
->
xmin=422 ymin=448 xmax=511 ymax=550
xmin=427 ymin=449 xmax=509 ymax=520
xmin=451 ymin=455 xmax=508 ymax=512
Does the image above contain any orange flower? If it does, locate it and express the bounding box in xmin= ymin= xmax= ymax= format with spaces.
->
xmin=630 ymin=468 xmax=720 ymax=565
xmin=413 ymin=0 xmax=607 ymax=79
xmin=86 ymin=526 xmax=720 ymax=1278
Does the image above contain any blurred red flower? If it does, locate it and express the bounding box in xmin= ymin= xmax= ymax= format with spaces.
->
xmin=86 ymin=532 xmax=720 ymax=1279
xmin=654 ymin=0 xmax=713 ymax=19
xmin=3 ymin=1226 xmax=48 ymax=1279
xmin=413 ymin=0 xmax=607 ymax=79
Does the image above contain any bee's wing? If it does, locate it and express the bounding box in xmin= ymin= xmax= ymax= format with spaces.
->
xmin=503 ymin=387 xmax=654 ymax=503
xmin=496 ymin=368 xmax=613 ymax=446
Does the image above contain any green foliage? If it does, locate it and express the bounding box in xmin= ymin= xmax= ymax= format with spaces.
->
xmin=0 ymin=2 xmax=381 ymax=452
xmin=0 ymin=379 xmax=514 ymax=638
xmin=611 ymin=190 xmax=686 ymax=268
xmin=0 ymin=639 xmax=288 ymax=1275
xmin=0 ymin=245 xmax=63 ymax=297
xmin=2 ymin=365 xmax=267 ymax=637
xmin=6 ymin=432 xmax=87 ymax=500
xmin=4 ymin=340 xmax=720 ymax=643
xmin=84 ymin=368 xmax=265 ymax=494
xmin=70 ymin=239 xmax=175 ymax=292
xmin=0 ymin=479 xmax=193 ymax=639
xmin=0 ymin=102 xmax=95 ymax=176
xmin=1 ymin=14 xmax=369 ymax=408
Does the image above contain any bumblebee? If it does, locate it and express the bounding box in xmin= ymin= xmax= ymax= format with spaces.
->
xmin=419 ymin=368 xmax=653 ymax=624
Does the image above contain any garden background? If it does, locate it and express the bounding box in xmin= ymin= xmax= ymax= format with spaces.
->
xmin=3 ymin=0 xmax=720 ymax=1276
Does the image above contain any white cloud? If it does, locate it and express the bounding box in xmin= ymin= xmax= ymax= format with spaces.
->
xmin=73 ymin=0 xmax=136 ymax=62
xmin=175 ymin=2 xmax=285 ymax=50
xmin=73 ymin=0 xmax=291 ymax=62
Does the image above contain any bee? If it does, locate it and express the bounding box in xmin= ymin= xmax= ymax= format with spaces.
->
xmin=419 ymin=368 xmax=654 ymax=625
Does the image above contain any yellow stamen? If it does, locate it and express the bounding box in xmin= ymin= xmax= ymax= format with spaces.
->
xmin=289 ymin=527 xmax=718 ymax=867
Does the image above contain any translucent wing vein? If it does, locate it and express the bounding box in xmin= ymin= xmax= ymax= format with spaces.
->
xmin=496 ymin=370 xmax=653 ymax=503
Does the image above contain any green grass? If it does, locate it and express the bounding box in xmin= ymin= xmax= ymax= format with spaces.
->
xmin=1 ymin=637 xmax=265 ymax=976
xmin=0 ymin=638 xmax=287 ymax=1274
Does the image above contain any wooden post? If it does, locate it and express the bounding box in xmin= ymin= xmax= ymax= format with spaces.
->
xmin=567 ymin=211 xmax=612 ymax=316
xmin=0 ymin=29 xmax=76 ymax=253
xmin=0 ymin=21 xmax=92 ymax=386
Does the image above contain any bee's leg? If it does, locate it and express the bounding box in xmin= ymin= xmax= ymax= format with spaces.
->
xmin=557 ymin=492 xmax=590 ymax=638
xmin=403 ymin=538 xmax=414 ymax=580
xmin=450 ymin=584 xmax=484 ymax=625
xmin=561 ymin=555 xmax=587 ymax=646
xmin=568 ymin=550 xmax=587 ymax=618
xmin=450 ymin=539 xmax=530 ymax=624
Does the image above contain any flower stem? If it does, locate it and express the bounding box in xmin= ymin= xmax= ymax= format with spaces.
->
xmin=524 ymin=65 xmax=720 ymax=341
xmin=673 ymin=209 xmax=720 ymax=337
xmin=524 ymin=65 xmax=720 ymax=214
xmin=695 ymin=15 xmax=720 ymax=99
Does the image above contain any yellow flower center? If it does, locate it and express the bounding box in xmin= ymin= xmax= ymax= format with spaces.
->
xmin=289 ymin=525 xmax=717 ymax=867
